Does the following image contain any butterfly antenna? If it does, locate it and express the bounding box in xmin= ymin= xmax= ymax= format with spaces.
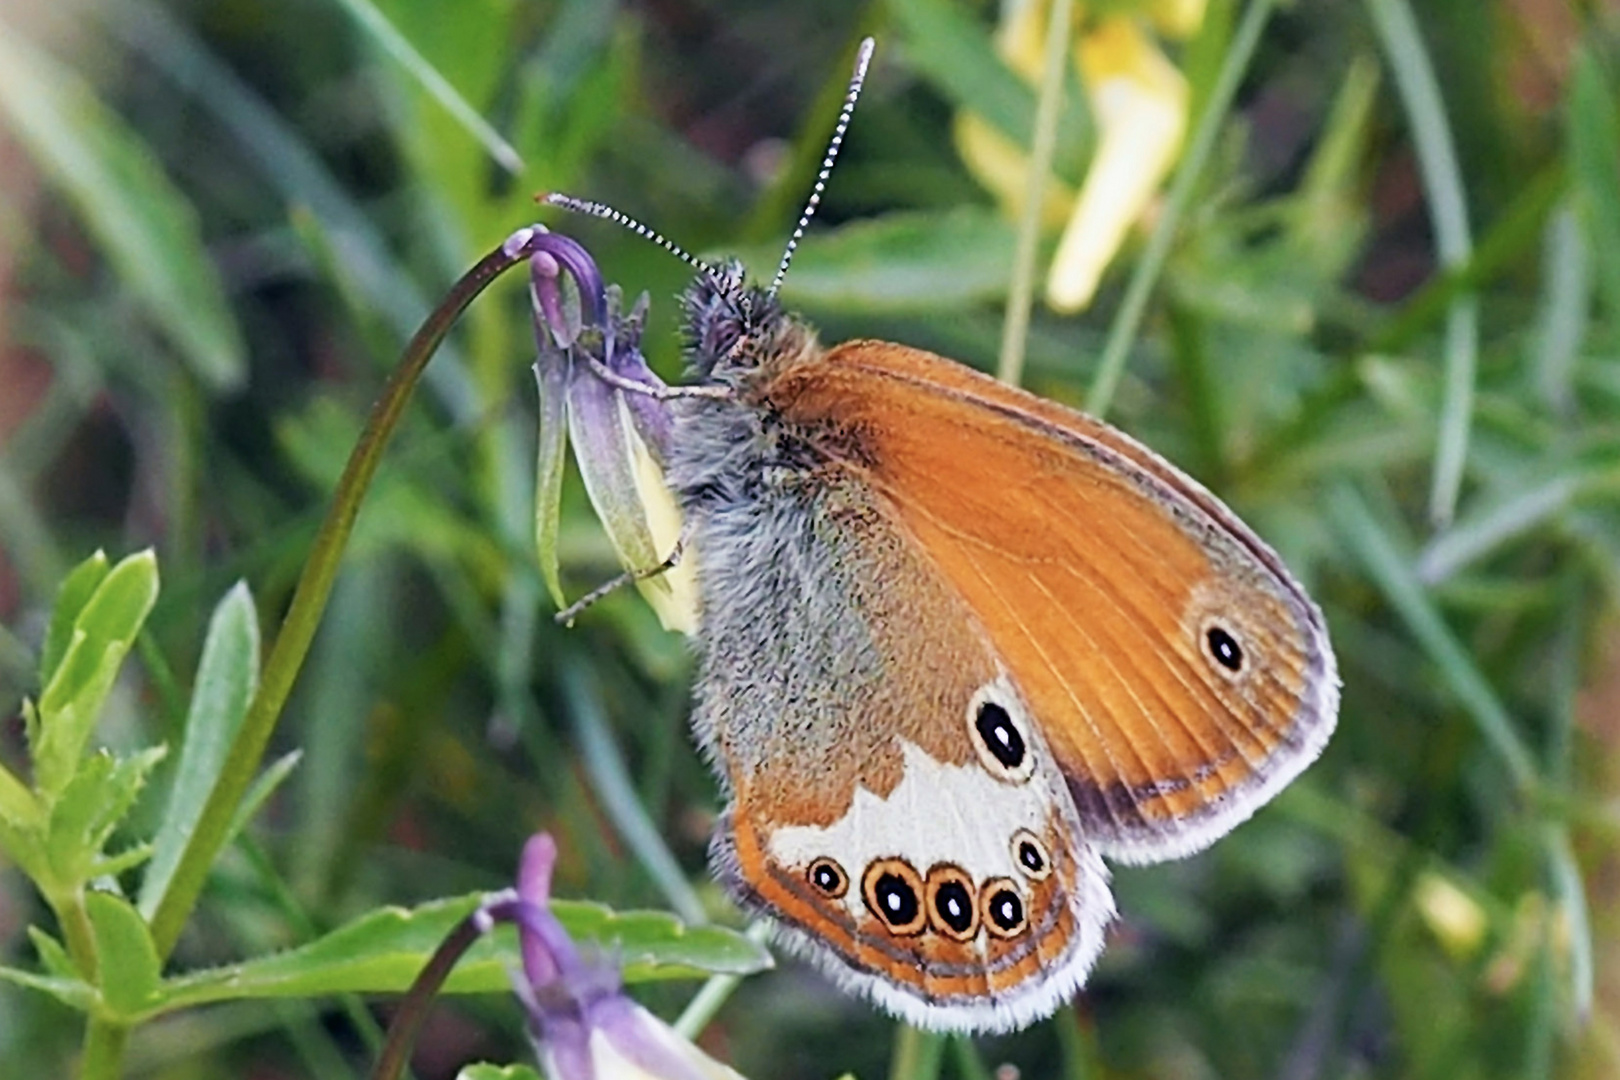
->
xmin=542 ymin=192 xmax=721 ymax=281
xmin=767 ymin=36 xmax=875 ymax=300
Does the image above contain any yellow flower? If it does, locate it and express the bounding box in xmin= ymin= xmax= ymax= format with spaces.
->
xmin=954 ymin=0 xmax=1202 ymax=312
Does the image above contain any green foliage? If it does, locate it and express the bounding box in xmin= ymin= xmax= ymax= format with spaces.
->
xmin=1 ymin=0 xmax=1617 ymax=1078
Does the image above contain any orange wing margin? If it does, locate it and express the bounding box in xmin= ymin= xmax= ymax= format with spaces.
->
xmin=766 ymin=341 xmax=1338 ymax=863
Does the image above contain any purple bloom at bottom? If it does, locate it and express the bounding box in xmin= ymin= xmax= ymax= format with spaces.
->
xmin=478 ymin=835 xmax=746 ymax=1080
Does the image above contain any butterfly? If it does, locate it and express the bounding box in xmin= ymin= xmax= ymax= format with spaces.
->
xmin=542 ymin=37 xmax=1338 ymax=1034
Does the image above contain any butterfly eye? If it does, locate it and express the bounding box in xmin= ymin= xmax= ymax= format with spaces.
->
xmin=1204 ymin=623 xmax=1245 ymax=673
xmin=967 ymin=687 xmax=1036 ymax=783
xmin=923 ymin=864 xmax=980 ymax=941
xmin=1009 ymin=829 xmax=1052 ymax=881
xmin=980 ymin=878 xmax=1028 ymax=938
xmin=807 ymin=857 xmax=849 ymax=898
xmin=861 ymin=858 xmax=927 ymax=936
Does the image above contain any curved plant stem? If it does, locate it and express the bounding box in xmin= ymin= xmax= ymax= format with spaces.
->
xmin=1086 ymin=0 xmax=1277 ymax=419
xmin=996 ymin=0 xmax=1072 ymax=387
xmin=146 ymin=240 xmax=531 ymax=960
xmin=369 ymin=911 xmax=486 ymax=1080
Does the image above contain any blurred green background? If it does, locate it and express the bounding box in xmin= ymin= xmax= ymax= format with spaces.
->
xmin=1 ymin=0 xmax=1618 ymax=1076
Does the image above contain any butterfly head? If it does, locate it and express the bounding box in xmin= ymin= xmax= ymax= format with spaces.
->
xmin=681 ymin=261 xmax=813 ymax=384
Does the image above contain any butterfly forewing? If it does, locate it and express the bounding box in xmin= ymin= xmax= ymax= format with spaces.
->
xmin=764 ymin=341 xmax=1339 ymax=864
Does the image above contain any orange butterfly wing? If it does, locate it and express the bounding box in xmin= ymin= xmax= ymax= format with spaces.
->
xmin=765 ymin=340 xmax=1338 ymax=862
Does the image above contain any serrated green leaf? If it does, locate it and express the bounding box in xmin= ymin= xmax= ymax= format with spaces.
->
xmin=739 ymin=209 xmax=1018 ymax=313
xmin=33 ymin=550 xmax=160 ymax=797
xmin=27 ymin=927 xmax=76 ymax=980
xmin=0 ymin=27 xmax=245 ymax=391
xmin=40 ymin=550 xmax=110 ymax=688
xmin=139 ymin=581 xmax=260 ymax=919
xmin=45 ymin=751 xmax=116 ymax=874
xmin=151 ymin=895 xmax=770 ymax=1018
xmin=85 ymin=890 xmax=162 ymax=1019
xmin=45 ymin=748 xmax=165 ymax=890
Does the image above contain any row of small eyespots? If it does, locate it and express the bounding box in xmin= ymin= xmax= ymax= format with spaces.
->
xmin=806 ymin=830 xmax=1051 ymax=941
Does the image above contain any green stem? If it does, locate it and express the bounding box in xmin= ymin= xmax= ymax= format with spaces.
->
xmin=146 ymin=239 xmax=531 ymax=959
xmin=53 ymin=885 xmax=98 ymax=982
xmin=888 ymin=1025 xmax=946 ymax=1080
xmin=1086 ymin=0 xmax=1277 ymax=419
xmin=79 ymin=1019 xmax=129 ymax=1080
xmin=996 ymin=0 xmax=1072 ymax=387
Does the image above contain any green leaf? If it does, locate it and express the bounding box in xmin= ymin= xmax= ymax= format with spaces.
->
xmin=40 ymin=550 xmax=110 ymax=689
xmin=27 ymin=927 xmax=76 ymax=980
xmin=0 ymin=758 xmax=38 ymax=829
xmin=1568 ymin=47 xmax=1620 ymax=325
xmin=152 ymin=895 xmax=770 ymax=1017
xmin=0 ymin=26 xmax=246 ymax=392
xmin=85 ymin=890 xmax=162 ymax=1019
xmin=46 ymin=748 xmax=165 ymax=889
xmin=139 ymin=582 xmax=260 ymax=919
xmin=740 ymin=208 xmax=1017 ymax=314
xmin=225 ymin=750 xmax=302 ymax=845
xmin=0 ymin=963 xmax=94 ymax=1012
xmin=32 ymin=550 xmax=160 ymax=797
xmin=457 ymin=1066 xmax=543 ymax=1080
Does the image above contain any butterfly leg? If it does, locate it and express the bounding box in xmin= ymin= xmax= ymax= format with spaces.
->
xmin=554 ymin=537 xmax=686 ymax=627
xmin=584 ymin=356 xmax=733 ymax=401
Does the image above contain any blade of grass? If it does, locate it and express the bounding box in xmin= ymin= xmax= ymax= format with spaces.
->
xmin=1568 ymin=47 xmax=1620 ymax=326
xmin=0 ymin=20 xmax=246 ymax=394
xmin=560 ymin=663 xmax=706 ymax=926
xmin=1327 ymin=484 xmax=1538 ymax=796
xmin=330 ymin=0 xmax=523 ymax=175
xmin=997 ymin=0 xmax=1072 ymax=386
xmin=1531 ymin=203 xmax=1590 ymax=413
xmin=1362 ymin=0 xmax=1478 ymax=527
xmin=107 ymin=1 xmax=480 ymax=423
xmin=1544 ymin=823 xmax=1594 ymax=1023
xmin=1086 ymin=0 xmax=1278 ymax=419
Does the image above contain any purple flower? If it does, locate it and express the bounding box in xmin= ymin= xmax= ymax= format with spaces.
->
xmin=480 ymin=834 xmax=747 ymax=1080
xmin=506 ymin=225 xmax=696 ymax=633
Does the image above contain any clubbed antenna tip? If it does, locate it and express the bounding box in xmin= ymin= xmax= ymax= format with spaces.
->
xmin=768 ymin=37 xmax=876 ymax=300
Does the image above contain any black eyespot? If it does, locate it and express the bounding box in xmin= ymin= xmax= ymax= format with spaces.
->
xmin=1206 ymin=625 xmax=1244 ymax=672
xmin=924 ymin=864 xmax=979 ymax=941
xmin=862 ymin=859 xmax=926 ymax=935
xmin=1011 ymin=829 xmax=1052 ymax=880
xmin=982 ymin=879 xmax=1027 ymax=938
xmin=975 ymin=702 xmax=1026 ymax=770
xmin=807 ymin=857 xmax=848 ymax=898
